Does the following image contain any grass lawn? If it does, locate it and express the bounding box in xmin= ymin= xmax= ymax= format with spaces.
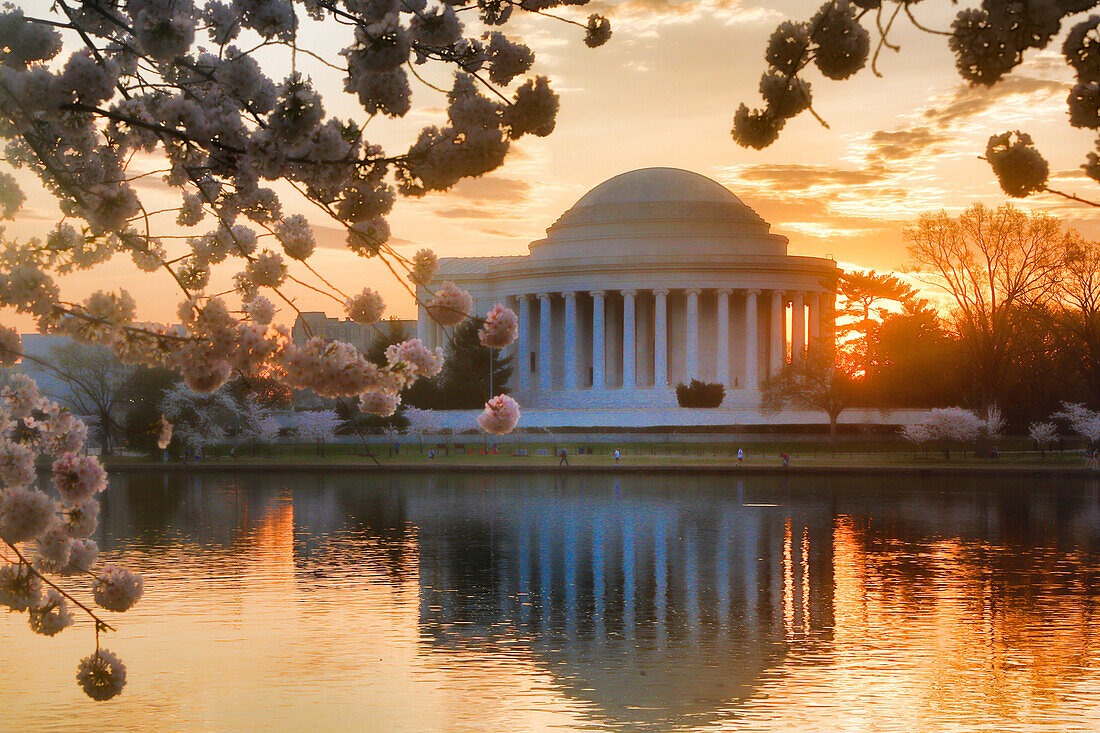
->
xmin=104 ymin=440 xmax=1095 ymax=470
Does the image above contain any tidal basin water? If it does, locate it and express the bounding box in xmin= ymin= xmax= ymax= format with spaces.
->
xmin=5 ymin=471 xmax=1100 ymax=732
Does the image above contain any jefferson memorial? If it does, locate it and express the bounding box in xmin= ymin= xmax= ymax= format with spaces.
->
xmin=416 ymin=167 xmax=845 ymax=427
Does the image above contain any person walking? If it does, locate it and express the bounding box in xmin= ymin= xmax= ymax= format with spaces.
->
xmin=781 ymin=452 xmax=790 ymax=468
xmin=737 ymin=448 xmax=744 ymax=467
xmin=613 ymin=449 xmax=621 ymax=465
xmin=559 ymin=448 xmax=570 ymax=466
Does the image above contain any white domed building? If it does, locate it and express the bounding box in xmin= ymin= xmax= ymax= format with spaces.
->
xmin=416 ymin=167 xmax=844 ymax=428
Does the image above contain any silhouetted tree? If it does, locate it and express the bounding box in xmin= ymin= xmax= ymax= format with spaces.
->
xmin=905 ymin=203 xmax=1063 ymax=409
xmin=761 ymin=347 xmax=858 ymax=439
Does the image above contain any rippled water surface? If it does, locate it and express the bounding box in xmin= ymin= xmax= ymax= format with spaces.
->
xmin=5 ymin=471 xmax=1100 ymax=732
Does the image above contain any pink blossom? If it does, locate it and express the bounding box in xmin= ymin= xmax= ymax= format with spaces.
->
xmin=0 ymin=487 xmax=56 ymax=544
xmin=408 ymin=249 xmax=438 ymax=285
xmin=478 ymin=304 xmax=519 ymax=348
xmin=477 ymin=394 xmax=520 ymax=434
xmin=52 ymin=453 xmax=108 ymax=503
xmin=385 ymin=339 xmax=444 ymax=378
xmin=426 ymin=281 xmax=472 ymax=327
xmin=93 ymin=564 xmax=144 ymax=612
xmin=359 ymin=389 xmax=400 ymax=417
xmin=76 ymin=649 xmax=127 ymax=701
xmin=0 ymin=325 xmax=21 ymax=366
xmin=344 ymin=288 xmax=385 ymax=324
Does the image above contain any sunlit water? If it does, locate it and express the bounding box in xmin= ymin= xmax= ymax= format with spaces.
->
xmin=5 ymin=471 xmax=1100 ymax=732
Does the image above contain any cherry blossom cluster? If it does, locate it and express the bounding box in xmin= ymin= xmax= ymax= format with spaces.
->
xmin=0 ymin=0 xmax=616 ymax=701
xmin=735 ymin=0 xmax=1100 ymax=205
xmin=478 ymin=303 xmax=519 ymax=348
xmin=0 ymin=335 xmax=143 ymax=701
xmin=426 ymin=280 xmax=474 ymax=326
xmin=0 ymin=0 xmax=612 ymax=444
xmin=477 ymin=393 xmax=521 ymax=434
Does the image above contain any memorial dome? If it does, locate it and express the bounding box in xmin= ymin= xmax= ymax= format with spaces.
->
xmin=531 ymin=167 xmax=786 ymax=259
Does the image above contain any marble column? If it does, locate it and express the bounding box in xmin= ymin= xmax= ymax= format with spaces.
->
xmin=622 ymin=289 xmax=636 ymax=389
xmin=791 ymin=291 xmax=805 ymax=364
xmin=416 ymin=300 xmax=432 ymax=347
xmin=745 ymin=289 xmax=759 ymax=388
xmin=716 ymin=289 xmax=731 ymax=386
xmin=518 ymin=295 xmax=531 ymax=391
xmin=770 ymin=290 xmax=785 ymax=374
xmin=591 ymin=291 xmax=605 ymax=389
xmin=686 ymin=289 xmax=700 ymax=380
xmin=654 ymin=289 xmax=668 ymax=387
xmin=563 ymin=291 xmax=577 ymax=390
xmin=538 ymin=293 xmax=552 ymax=391
xmin=807 ymin=291 xmax=820 ymax=356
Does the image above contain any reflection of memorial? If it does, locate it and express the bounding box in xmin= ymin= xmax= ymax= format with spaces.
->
xmin=408 ymin=477 xmax=835 ymax=730
xmin=89 ymin=471 xmax=1100 ymax=730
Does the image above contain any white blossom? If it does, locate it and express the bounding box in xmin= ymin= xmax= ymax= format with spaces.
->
xmin=3 ymin=372 xmax=39 ymax=419
xmin=294 ymin=409 xmax=342 ymax=443
xmin=1053 ymin=402 xmax=1100 ymax=444
xmin=240 ymin=400 xmax=280 ymax=444
xmin=1029 ymin=421 xmax=1059 ymax=449
xmin=62 ymin=499 xmax=100 ymax=539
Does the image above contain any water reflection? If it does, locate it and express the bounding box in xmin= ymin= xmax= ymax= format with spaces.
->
xmin=8 ymin=472 xmax=1100 ymax=732
xmin=411 ymin=480 xmax=834 ymax=731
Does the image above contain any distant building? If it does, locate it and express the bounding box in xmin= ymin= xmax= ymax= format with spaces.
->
xmin=291 ymin=313 xmax=416 ymax=354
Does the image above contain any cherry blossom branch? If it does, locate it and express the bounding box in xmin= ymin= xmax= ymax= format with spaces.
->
xmin=3 ymin=540 xmax=115 ymax=634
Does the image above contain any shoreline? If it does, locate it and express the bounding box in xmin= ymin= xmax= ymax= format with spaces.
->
xmin=103 ymin=461 xmax=1100 ymax=477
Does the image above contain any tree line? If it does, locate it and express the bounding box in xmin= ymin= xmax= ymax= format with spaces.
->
xmin=765 ymin=202 xmax=1100 ymax=433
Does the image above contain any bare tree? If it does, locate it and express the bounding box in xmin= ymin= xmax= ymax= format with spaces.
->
xmin=1057 ymin=234 xmax=1100 ymax=404
xmin=905 ymin=203 xmax=1064 ymax=409
xmin=760 ymin=347 xmax=857 ymax=440
xmin=39 ymin=342 xmax=133 ymax=455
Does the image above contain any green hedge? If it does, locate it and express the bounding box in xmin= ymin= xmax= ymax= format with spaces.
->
xmin=675 ymin=379 xmax=726 ymax=408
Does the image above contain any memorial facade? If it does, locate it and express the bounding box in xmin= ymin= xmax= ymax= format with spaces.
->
xmin=416 ymin=167 xmax=839 ymax=413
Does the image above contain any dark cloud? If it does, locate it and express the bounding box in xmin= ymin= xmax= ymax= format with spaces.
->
xmin=433 ymin=206 xmax=498 ymax=219
xmin=478 ymin=227 xmax=519 ymax=237
xmin=923 ymin=76 xmax=1068 ymax=127
xmin=866 ymin=127 xmax=952 ymax=162
xmin=1051 ymin=168 xmax=1090 ymax=180
xmin=732 ymin=164 xmax=885 ymax=189
xmin=584 ymin=0 xmax=777 ymax=25
xmin=449 ymin=176 xmax=532 ymax=204
xmin=312 ymin=223 xmax=414 ymax=249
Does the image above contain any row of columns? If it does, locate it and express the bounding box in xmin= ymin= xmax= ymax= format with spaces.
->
xmin=513 ymin=288 xmax=829 ymax=392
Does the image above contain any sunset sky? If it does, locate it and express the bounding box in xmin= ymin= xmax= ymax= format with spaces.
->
xmin=8 ymin=0 xmax=1100 ymax=328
